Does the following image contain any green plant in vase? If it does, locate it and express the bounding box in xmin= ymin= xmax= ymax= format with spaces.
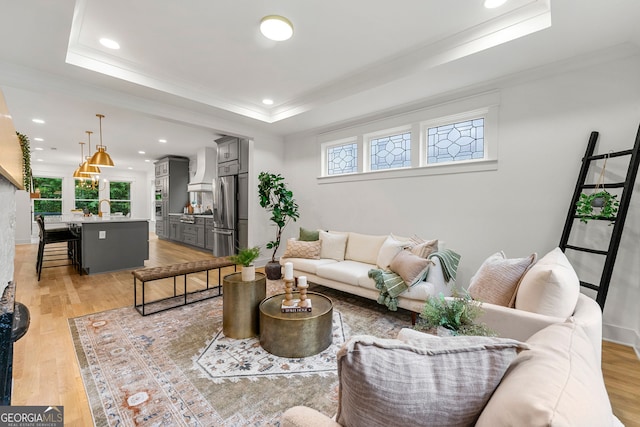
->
xmin=415 ymin=291 xmax=495 ymax=337
xmin=575 ymin=190 xmax=619 ymax=224
xmin=17 ymin=131 xmax=32 ymax=192
xmin=258 ymin=172 xmax=300 ymax=279
xmin=229 ymin=246 xmax=261 ymax=281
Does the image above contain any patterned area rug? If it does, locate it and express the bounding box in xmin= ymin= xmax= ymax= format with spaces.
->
xmin=69 ymin=282 xmax=411 ymax=426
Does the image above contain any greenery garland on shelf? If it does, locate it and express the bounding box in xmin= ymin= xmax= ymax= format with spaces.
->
xmin=414 ymin=291 xmax=496 ymax=337
xmin=17 ymin=131 xmax=32 ymax=192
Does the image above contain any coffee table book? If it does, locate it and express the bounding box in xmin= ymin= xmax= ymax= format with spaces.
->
xmin=281 ymin=299 xmax=313 ymax=313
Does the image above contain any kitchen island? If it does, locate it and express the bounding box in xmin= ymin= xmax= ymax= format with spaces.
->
xmin=67 ymin=217 xmax=149 ymax=275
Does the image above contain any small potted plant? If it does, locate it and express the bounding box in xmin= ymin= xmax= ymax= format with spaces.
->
xmin=229 ymin=246 xmax=261 ymax=281
xmin=414 ymin=291 xmax=495 ymax=337
xmin=575 ymin=190 xmax=619 ymax=224
xmin=258 ymin=172 xmax=300 ymax=279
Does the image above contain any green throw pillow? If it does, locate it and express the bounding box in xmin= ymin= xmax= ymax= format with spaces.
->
xmin=299 ymin=227 xmax=320 ymax=241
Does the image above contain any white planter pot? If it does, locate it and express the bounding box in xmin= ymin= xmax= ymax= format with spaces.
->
xmin=241 ymin=265 xmax=256 ymax=282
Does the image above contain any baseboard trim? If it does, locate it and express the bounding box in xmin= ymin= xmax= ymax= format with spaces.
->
xmin=603 ymin=322 xmax=640 ymax=358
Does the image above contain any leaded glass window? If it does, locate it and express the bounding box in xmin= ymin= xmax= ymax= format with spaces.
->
xmin=427 ymin=118 xmax=484 ymax=164
xmin=327 ymin=142 xmax=358 ymax=175
xmin=370 ymin=132 xmax=411 ymax=171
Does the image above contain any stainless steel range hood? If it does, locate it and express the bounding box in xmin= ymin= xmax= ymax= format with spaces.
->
xmin=187 ymin=147 xmax=216 ymax=192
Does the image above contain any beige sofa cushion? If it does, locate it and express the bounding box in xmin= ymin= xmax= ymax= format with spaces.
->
xmin=282 ymin=238 xmax=322 ymax=259
xmin=345 ymin=232 xmax=387 ymax=265
xmin=336 ymin=333 xmax=526 ymax=427
xmin=319 ymin=231 xmax=348 ymax=261
xmin=389 ymin=250 xmax=432 ymax=286
xmin=376 ymin=235 xmax=408 ymax=270
xmin=409 ymin=236 xmax=439 ymax=258
xmin=515 ymin=247 xmax=580 ymax=318
xmin=476 ymin=321 xmax=614 ymax=427
xmin=316 ymin=261 xmax=372 ymax=287
xmin=468 ymin=251 xmax=537 ymax=307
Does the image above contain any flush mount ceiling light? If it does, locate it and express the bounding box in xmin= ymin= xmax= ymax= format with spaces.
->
xmin=484 ymin=0 xmax=507 ymax=8
xmin=89 ymin=114 xmax=115 ymax=167
xmin=260 ymin=15 xmax=293 ymax=41
xmin=99 ymin=37 xmax=120 ymax=49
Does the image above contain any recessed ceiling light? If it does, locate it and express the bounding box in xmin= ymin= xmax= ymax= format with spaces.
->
xmin=34 ymin=147 xmax=44 ymax=151
xmin=158 ymin=139 xmax=167 ymax=143
xmin=34 ymin=137 xmax=44 ymax=141
xmin=260 ymin=15 xmax=293 ymax=41
xmin=144 ymin=159 xmax=150 ymax=163
xmin=262 ymin=98 xmax=274 ymax=105
xmin=484 ymin=0 xmax=507 ymax=8
xmin=99 ymin=37 xmax=120 ymax=49
xmin=36 ymin=158 xmax=43 ymax=162
xmin=128 ymin=167 xmax=133 ymax=170
xmin=138 ymin=150 xmax=145 ymax=154
xmin=32 ymin=118 xmax=45 ymax=124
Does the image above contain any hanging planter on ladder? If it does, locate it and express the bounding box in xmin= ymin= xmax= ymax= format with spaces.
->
xmin=575 ymin=152 xmax=620 ymax=224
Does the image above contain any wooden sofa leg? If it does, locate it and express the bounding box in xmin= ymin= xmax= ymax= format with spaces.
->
xmin=411 ymin=312 xmax=417 ymax=325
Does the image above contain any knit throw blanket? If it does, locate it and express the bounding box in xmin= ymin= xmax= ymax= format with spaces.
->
xmin=369 ymin=249 xmax=461 ymax=311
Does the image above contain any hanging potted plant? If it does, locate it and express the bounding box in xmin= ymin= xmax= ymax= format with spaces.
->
xmin=229 ymin=246 xmax=261 ymax=281
xmin=575 ymin=191 xmax=619 ymax=224
xmin=258 ymin=172 xmax=300 ymax=280
xmin=575 ymin=153 xmax=619 ymax=224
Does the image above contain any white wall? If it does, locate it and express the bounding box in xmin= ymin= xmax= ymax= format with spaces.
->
xmin=0 ymin=176 xmax=16 ymax=297
xmin=281 ymin=53 xmax=640 ymax=350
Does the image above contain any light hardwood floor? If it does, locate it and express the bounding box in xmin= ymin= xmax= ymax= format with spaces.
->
xmin=11 ymin=234 xmax=640 ymax=426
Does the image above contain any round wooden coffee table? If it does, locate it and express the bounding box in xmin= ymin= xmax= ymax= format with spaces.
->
xmin=259 ymin=291 xmax=333 ymax=358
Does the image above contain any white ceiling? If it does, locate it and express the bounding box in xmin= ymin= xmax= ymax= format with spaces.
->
xmin=0 ymin=0 xmax=639 ymax=173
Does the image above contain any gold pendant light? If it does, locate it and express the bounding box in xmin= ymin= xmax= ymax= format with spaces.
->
xmin=79 ymin=131 xmax=101 ymax=175
xmin=73 ymin=141 xmax=90 ymax=179
xmin=89 ymin=114 xmax=115 ymax=167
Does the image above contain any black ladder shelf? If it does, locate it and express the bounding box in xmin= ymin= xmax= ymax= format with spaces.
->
xmin=559 ymin=123 xmax=640 ymax=310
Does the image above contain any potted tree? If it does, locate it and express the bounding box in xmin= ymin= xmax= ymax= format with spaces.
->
xmin=258 ymin=172 xmax=300 ymax=279
xmin=229 ymin=246 xmax=261 ymax=281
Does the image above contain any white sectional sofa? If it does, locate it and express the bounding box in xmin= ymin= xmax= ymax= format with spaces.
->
xmin=280 ymin=230 xmax=454 ymax=314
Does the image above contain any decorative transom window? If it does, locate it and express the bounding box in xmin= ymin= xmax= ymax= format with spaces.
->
xmin=370 ymin=132 xmax=411 ymax=171
xmin=427 ymin=118 xmax=484 ymax=164
xmin=327 ymin=142 xmax=358 ymax=175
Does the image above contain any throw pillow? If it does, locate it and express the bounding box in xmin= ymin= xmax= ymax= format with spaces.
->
xmin=476 ymin=322 xmax=614 ymax=427
xmin=408 ymin=235 xmax=439 ymax=258
xmin=336 ymin=333 xmax=527 ymax=427
xmin=298 ymin=227 xmax=320 ymax=241
xmin=376 ymin=235 xmax=409 ymax=270
xmin=515 ymin=247 xmax=580 ymax=318
xmin=468 ymin=251 xmax=537 ymax=307
xmin=281 ymin=238 xmax=322 ymax=260
xmin=389 ymin=250 xmax=433 ymax=286
xmin=319 ymin=231 xmax=348 ymax=261
xmin=345 ymin=232 xmax=388 ymax=265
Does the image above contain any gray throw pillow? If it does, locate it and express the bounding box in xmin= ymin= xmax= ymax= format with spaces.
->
xmin=336 ymin=334 xmax=527 ymax=427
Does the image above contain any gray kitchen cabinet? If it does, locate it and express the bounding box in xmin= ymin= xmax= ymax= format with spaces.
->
xmin=169 ymin=216 xmax=181 ymax=241
xmin=239 ymin=138 xmax=249 ymax=173
xmin=205 ymin=219 xmax=214 ymax=250
xmin=238 ymin=219 xmax=248 ymax=250
xmin=216 ymin=136 xmax=239 ymax=163
xmin=195 ymin=217 xmax=205 ymax=248
xmin=238 ymin=173 xmax=248 ymax=220
xmin=154 ymin=156 xmax=189 ymax=241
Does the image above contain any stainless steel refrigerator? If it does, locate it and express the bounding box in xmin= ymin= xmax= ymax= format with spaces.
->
xmin=212 ymin=175 xmax=237 ymax=257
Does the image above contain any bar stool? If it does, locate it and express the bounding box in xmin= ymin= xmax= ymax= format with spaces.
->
xmin=36 ymin=215 xmax=80 ymax=281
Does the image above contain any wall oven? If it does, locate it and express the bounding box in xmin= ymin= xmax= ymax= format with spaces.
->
xmin=155 ymin=201 xmax=164 ymax=219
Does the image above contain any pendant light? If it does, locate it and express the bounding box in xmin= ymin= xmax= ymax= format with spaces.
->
xmin=80 ymin=131 xmax=101 ymax=175
xmin=89 ymin=114 xmax=115 ymax=167
xmin=73 ymin=141 xmax=91 ymax=179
